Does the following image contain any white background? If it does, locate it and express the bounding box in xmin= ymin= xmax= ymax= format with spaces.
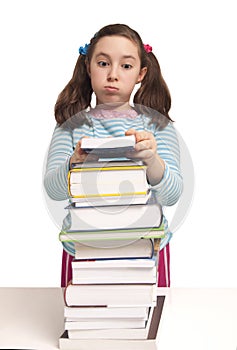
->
xmin=0 ymin=0 xmax=236 ymax=287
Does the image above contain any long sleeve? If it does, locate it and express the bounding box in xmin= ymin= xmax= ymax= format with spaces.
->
xmin=152 ymin=123 xmax=183 ymax=206
xmin=44 ymin=125 xmax=74 ymax=200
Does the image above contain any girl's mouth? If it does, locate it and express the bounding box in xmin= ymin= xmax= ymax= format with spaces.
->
xmin=104 ymin=86 xmax=119 ymax=92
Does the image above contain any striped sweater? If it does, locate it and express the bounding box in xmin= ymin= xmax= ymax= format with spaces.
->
xmin=44 ymin=113 xmax=183 ymax=256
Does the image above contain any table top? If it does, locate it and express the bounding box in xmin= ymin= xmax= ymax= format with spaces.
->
xmin=0 ymin=287 xmax=236 ymax=350
xmin=157 ymin=288 xmax=237 ymax=350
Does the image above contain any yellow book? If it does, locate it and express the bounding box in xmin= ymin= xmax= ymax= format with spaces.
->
xmin=68 ymin=160 xmax=149 ymax=198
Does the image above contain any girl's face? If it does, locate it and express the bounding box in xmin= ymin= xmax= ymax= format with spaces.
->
xmin=88 ymin=36 xmax=147 ymax=106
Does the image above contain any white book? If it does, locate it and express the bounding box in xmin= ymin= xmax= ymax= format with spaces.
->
xmin=64 ymin=305 xmax=149 ymax=320
xmin=59 ymin=333 xmax=158 ymax=350
xmin=68 ymin=159 xmax=149 ymax=198
xmin=72 ymin=258 xmax=156 ymax=268
xmin=64 ymin=283 xmax=157 ymax=307
xmin=65 ymin=193 xmax=162 ymax=232
xmin=71 ymin=159 xmax=143 ymax=169
xmin=59 ymin=296 xmax=165 ymax=349
xmin=80 ymin=135 xmax=136 ymax=157
xmin=71 ymin=258 xmax=157 ymax=284
xmin=65 ymin=317 xmax=146 ymax=330
xmin=69 ymin=181 xmax=149 ymax=198
xmin=74 ymin=238 xmax=154 ymax=260
xmin=71 ymin=191 xmax=151 ymax=207
xmin=68 ymin=306 xmax=155 ymax=339
xmin=72 ymin=265 xmax=157 ymax=284
xmin=60 ymin=227 xmax=164 ymax=243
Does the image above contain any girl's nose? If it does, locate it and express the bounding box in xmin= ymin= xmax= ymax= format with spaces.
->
xmin=107 ymin=65 xmax=119 ymax=81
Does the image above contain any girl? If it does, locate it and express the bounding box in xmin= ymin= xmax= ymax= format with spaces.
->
xmin=44 ymin=23 xmax=183 ymax=287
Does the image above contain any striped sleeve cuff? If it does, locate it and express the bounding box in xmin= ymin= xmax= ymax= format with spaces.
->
xmin=152 ymin=162 xmax=183 ymax=206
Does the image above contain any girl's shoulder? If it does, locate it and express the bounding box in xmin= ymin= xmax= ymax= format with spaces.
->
xmin=142 ymin=114 xmax=176 ymax=133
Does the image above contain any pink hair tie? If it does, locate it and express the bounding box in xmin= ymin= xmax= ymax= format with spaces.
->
xmin=143 ymin=44 xmax=152 ymax=53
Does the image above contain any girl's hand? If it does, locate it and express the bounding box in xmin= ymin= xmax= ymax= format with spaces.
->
xmin=70 ymin=137 xmax=99 ymax=168
xmin=125 ymin=129 xmax=157 ymax=165
xmin=125 ymin=129 xmax=165 ymax=186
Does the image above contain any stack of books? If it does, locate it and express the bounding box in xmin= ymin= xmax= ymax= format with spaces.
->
xmin=59 ymin=136 xmax=165 ymax=349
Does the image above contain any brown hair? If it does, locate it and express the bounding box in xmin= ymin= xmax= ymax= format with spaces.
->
xmin=54 ymin=24 xmax=172 ymax=128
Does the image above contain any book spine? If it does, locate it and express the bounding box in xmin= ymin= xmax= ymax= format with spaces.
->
xmin=69 ymin=191 xmax=149 ymax=199
xmin=59 ymin=231 xmax=165 ymax=243
xmin=70 ymin=165 xmax=147 ymax=172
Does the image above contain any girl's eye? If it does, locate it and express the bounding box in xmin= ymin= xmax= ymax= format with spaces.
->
xmin=122 ymin=64 xmax=132 ymax=69
xmin=98 ymin=61 xmax=109 ymax=67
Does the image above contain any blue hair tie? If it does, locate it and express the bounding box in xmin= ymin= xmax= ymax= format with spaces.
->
xmin=79 ymin=43 xmax=89 ymax=55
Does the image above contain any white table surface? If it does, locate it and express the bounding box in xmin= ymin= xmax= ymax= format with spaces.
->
xmin=157 ymin=288 xmax=237 ymax=350
xmin=0 ymin=287 xmax=236 ymax=350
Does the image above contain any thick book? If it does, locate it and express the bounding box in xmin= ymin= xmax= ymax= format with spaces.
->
xmin=64 ymin=192 xmax=163 ymax=232
xmin=59 ymin=226 xmax=165 ymax=242
xmin=68 ymin=159 xmax=149 ymax=198
xmin=80 ymin=135 xmax=136 ymax=157
xmin=64 ymin=282 xmax=157 ymax=307
xmin=59 ymin=296 xmax=165 ymax=347
xmin=74 ymin=238 xmax=155 ymax=260
xmin=71 ymin=258 xmax=157 ymax=284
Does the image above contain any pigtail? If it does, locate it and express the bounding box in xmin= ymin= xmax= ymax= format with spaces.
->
xmin=54 ymin=55 xmax=93 ymax=126
xmin=134 ymin=52 xmax=173 ymax=128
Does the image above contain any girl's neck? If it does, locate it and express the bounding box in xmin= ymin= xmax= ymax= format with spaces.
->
xmin=90 ymin=102 xmax=138 ymax=119
xmin=90 ymin=103 xmax=138 ymax=119
xmin=95 ymin=102 xmax=132 ymax=111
